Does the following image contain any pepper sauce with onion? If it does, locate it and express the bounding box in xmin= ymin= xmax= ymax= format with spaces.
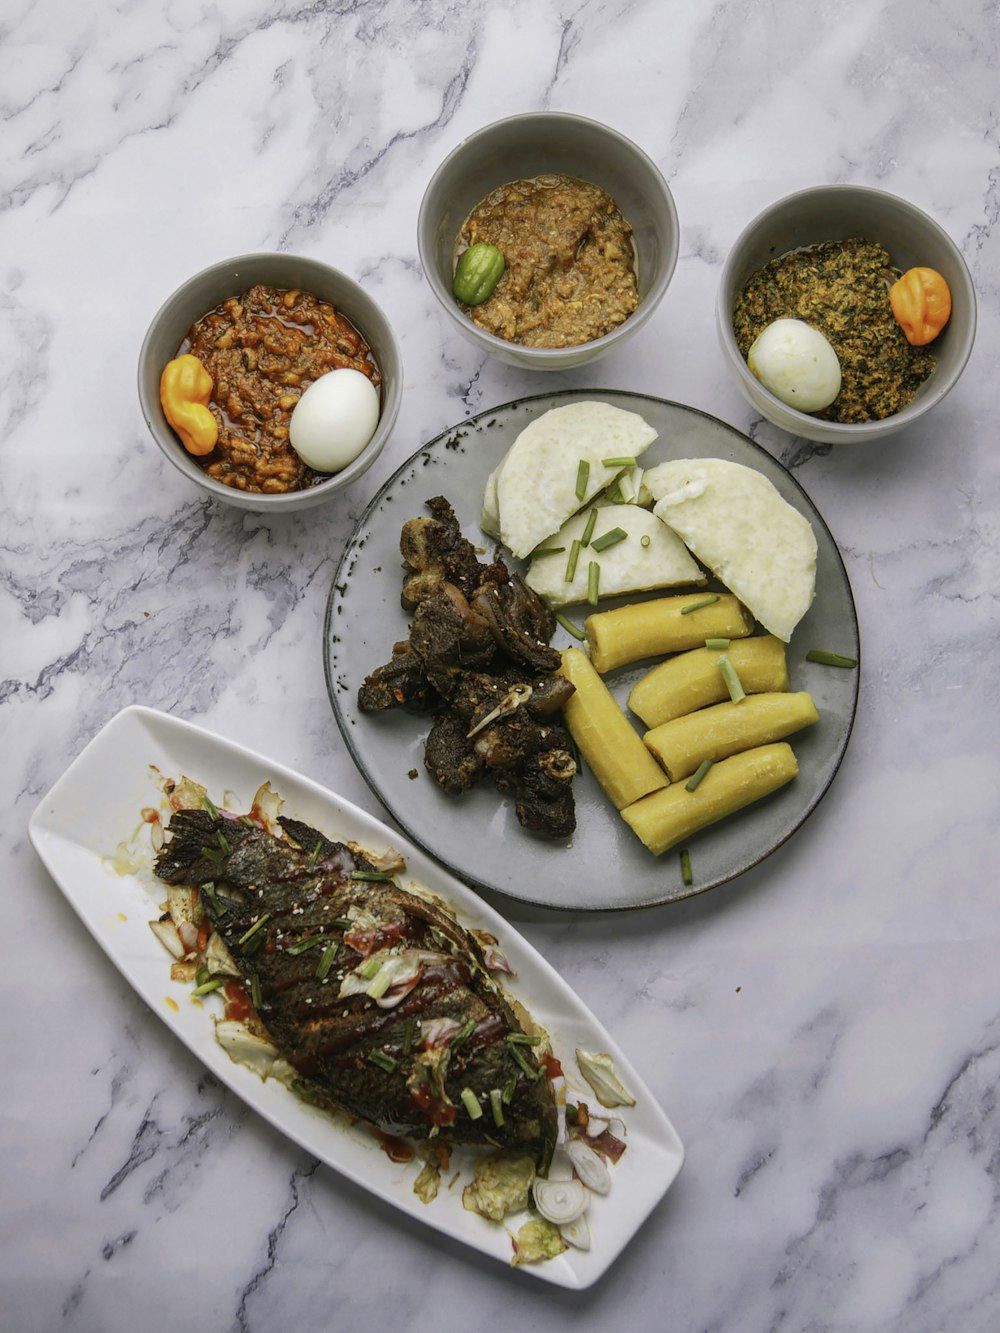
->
xmin=180 ymin=285 xmax=382 ymax=494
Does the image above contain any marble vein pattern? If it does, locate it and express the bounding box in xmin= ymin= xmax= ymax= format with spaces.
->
xmin=2 ymin=0 xmax=999 ymax=1329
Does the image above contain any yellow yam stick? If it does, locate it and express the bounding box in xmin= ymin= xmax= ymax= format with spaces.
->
xmin=644 ymin=691 xmax=819 ymax=781
xmin=629 ymin=635 xmax=789 ymax=729
xmin=621 ymin=742 xmax=799 ymax=856
xmin=586 ymin=593 xmax=753 ymax=674
xmin=560 ymin=648 xmax=669 ymax=810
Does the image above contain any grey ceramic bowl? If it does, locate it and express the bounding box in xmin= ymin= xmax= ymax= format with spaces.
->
xmin=417 ymin=113 xmax=679 ymax=371
xmin=716 ymin=185 xmax=976 ymax=443
xmin=138 ymin=253 xmax=402 ymax=511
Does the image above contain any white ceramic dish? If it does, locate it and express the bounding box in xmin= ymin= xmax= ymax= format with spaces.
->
xmin=326 ymin=390 xmax=860 ymax=910
xmin=28 ymin=705 xmax=684 ymax=1289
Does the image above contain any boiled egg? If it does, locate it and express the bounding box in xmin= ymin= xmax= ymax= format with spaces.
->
xmin=747 ymin=318 xmax=841 ymax=412
xmin=289 ymin=368 xmax=380 ymax=472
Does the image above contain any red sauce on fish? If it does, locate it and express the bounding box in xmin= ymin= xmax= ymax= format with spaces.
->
xmin=224 ymin=980 xmax=254 ymax=1023
xmin=373 ymin=1130 xmax=414 ymax=1163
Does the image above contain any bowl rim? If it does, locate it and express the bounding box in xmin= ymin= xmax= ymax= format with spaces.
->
xmin=417 ymin=111 xmax=679 ymax=365
xmin=137 ymin=250 xmax=403 ymax=508
xmin=716 ymin=183 xmax=978 ymax=438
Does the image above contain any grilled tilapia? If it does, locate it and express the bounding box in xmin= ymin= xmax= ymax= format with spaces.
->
xmin=154 ymin=805 xmax=558 ymax=1167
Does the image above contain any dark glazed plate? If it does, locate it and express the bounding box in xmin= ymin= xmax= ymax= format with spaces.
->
xmin=324 ymin=390 xmax=860 ymax=911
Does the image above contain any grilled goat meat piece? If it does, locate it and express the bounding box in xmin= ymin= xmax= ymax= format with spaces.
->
xmin=154 ymin=807 xmax=558 ymax=1165
xmin=358 ymin=496 xmax=578 ymax=839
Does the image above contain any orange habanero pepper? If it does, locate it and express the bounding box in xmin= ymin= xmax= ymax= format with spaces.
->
xmin=889 ymin=267 xmax=952 ymax=346
xmin=160 ymin=354 xmax=219 ymax=456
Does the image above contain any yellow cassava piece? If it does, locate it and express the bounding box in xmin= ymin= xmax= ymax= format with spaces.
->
xmin=560 ymin=648 xmax=668 ymax=810
xmin=628 ymin=635 xmax=789 ymax=729
xmin=621 ymin=742 xmax=800 ymax=856
xmin=643 ymin=691 xmax=819 ymax=781
xmin=586 ymin=593 xmax=753 ymax=674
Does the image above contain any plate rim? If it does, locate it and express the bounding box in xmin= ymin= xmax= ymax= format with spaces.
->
xmin=325 ymin=389 xmax=860 ymax=912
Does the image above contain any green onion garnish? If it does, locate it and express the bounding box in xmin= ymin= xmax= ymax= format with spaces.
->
xmin=315 ymin=943 xmax=338 ymax=980
xmin=587 ymin=560 xmax=600 ymax=606
xmin=191 ymin=976 xmax=225 ymax=997
xmin=460 ymin=1087 xmax=483 ymax=1120
xmin=366 ymin=963 xmax=396 ymax=1001
xmin=602 ymin=455 xmax=636 ymax=468
xmin=680 ymin=594 xmax=721 ymax=615
xmin=575 ymin=459 xmax=590 ymax=501
xmin=307 ymin=841 xmax=323 ymax=870
xmin=718 ymin=654 xmax=746 ymax=703
xmin=367 ymin=1049 xmax=397 ymax=1073
xmin=450 ymin=1019 xmax=476 ymax=1052
xmin=604 ymin=479 xmax=624 ymax=504
xmin=216 ymin=829 xmax=230 ymax=855
xmin=489 ymin=1088 xmax=505 ymax=1127
xmin=555 ymin=612 xmax=585 ymax=640
xmin=238 ymin=914 xmax=270 ymax=947
xmin=806 ymin=649 xmax=859 ymax=668
xmin=705 ymin=637 xmax=730 ymax=650
xmin=565 ymin=539 xmax=582 ymax=583
xmin=201 ymin=882 xmax=222 ymax=915
xmin=640 ymin=534 xmax=651 ymax=548
xmin=580 ymin=508 xmax=598 ymax=547
xmin=331 ymin=917 xmax=354 ymax=930
xmin=685 ymin=759 xmax=714 ymax=792
xmin=680 ymin=848 xmax=693 ymax=886
xmin=530 ymin=545 xmax=566 ymax=559
xmin=200 ymin=845 xmax=224 ymax=863
xmin=506 ymin=1032 xmax=542 ymax=1046
xmin=507 ymin=1043 xmax=542 ymax=1081
xmin=202 ymin=794 xmax=219 ymax=819
xmin=591 ymin=526 xmax=627 ymax=553
xmin=402 ymin=1018 xmax=416 ymax=1056
xmin=350 ymin=870 xmax=394 ymax=883
xmin=250 ymin=974 xmax=262 ymax=1010
xmin=358 ymin=956 xmax=382 ymax=980
xmin=287 ymin=934 xmax=324 ymax=957
xmin=501 ymin=1072 xmax=518 ymax=1105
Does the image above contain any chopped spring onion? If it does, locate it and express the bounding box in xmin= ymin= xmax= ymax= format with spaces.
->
xmin=717 ymin=654 xmax=746 ymax=703
xmin=306 ymin=841 xmax=323 ymax=870
xmin=191 ymin=976 xmax=225 ymax=997
xmin=201 ymin=881 xmax=222 ymax=914
xmin=591 ymin=526 xmax=627 ymax=553
xmin=200 ymin=845 xmax=224 ymax=863
xmin=350 ymin=870 xmax=394 ymax=882
xmin=587 ymin=560 xmax=600 ymax=606
xmin=216 ymin=829 xmax=230 ymax=855
xmin=460 ymin=1087 xmax=483 ymax=1120
xmin=501 ymin=1072 xmax=518 ymax=1105
xmin=315 ymin=943 xmax=339 ymax=980
xmin=367 ymin=1049 xmax=397 ymax=1074
xmin=604 ymin=479 xmax=624 ymax=504
xmin=507 ymin=1032 xmax=542 ymax=1046
xmin=555 ymin=612 xmax=585 ymax=640
xmin=489 ymin=1088 xmax=505 ymax=1127
xmin=250 ymin=974 xmax=262 ymax=1010
xmin=358 ymin=956 xmax=382 ymax=980
xmin=680 ymin=594 xmax=721 ymax=615
xmin=575 ymin=459 xmax=590 ymax=501
xmin=680 ymin=848 xmax=693 ymax=886
xmin=806 ymin=649 xmax=859 ymax=668
xmin=530 ymin=545 xmax=566 ymax=559
xmin=705 ymin=637 xmax=730 ymax=650
xmin=366 ymin=963 xmax=397 ymax=1001
xmin=580 ymin=508 xmax=598 ymax=547
xmin=238 ymin=914 xmax=270 ymax=947
xmin=685 ymin=759 xmax=714 ymax=792
xmin=602 ymin=455 xmax=636 ymax=468
xmin=565 ymin=539 xmax=582 ymax=583
xmin=286 ymin=934 xmax=325 ymax=957
xmin=402 ymin=1017 xmax=416 ymax=1056
xmin=508 ymin=1042 xmax=542 ymax=1081
xmin=331 ymin=916 xmax=354 ymax=930
xmin=202 ymin=794 xmax=220 ymax=819
xmin=450 ymin=1018 xmax=476 ymax=1052
xmin=640 ymin=534 xmax=651 ymax=548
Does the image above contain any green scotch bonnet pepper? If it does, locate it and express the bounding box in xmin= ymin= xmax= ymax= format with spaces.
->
xmin=453 ymin=243 xmax=506 ymax=306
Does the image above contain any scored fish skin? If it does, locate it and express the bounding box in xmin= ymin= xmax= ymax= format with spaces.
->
xmin=154 ymin=807 xmax=557 ymax=1166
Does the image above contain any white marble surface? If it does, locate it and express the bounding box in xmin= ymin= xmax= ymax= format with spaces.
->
xmin=3 ymin=0 xmax=999 ymax=1328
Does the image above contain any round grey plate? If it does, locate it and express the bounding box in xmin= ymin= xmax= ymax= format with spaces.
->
xmin=324 ymin=390 xmax=859 ymax=911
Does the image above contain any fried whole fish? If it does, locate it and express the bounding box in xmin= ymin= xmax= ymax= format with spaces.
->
xmin=154 ymin=805 xmax=558 ymax=1167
